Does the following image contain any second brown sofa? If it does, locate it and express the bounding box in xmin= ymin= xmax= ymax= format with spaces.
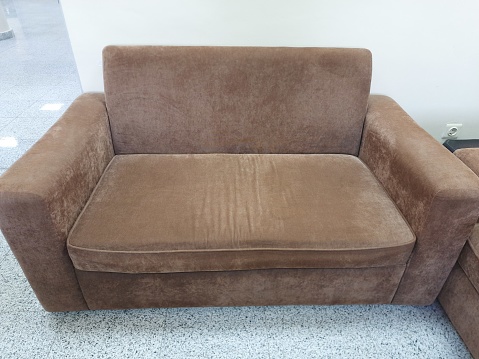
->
xmin=440 ymin=148 xmax=479 ymax=358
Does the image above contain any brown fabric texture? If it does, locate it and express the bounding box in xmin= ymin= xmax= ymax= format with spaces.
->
xmin=359 ymin=95 xmax=479 ymax=305
xmin=455 ymin=149 xmax=479 ymax=224
xmin=439 ymin=264 xmax=479 ymax=358
xmin=76 ymin=266 xmax=405 ymax=310
xmin=67 ymin=154 xmax=414 ymax=273
xmin=0 ymin=93 xmax=114 ymax=312
xmin=458 ymin=224 xmax=479 ymax=294
xmin=455 ymin=148 xmax=479 ymax=177
xmin=103 ymin=46 xmax=372 ymax=155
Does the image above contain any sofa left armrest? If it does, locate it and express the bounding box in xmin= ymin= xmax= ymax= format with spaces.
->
xmin=359 ymin=95 xmax=479 ymax=305
xmin=0 ymin=93 xmax=114 ymax=311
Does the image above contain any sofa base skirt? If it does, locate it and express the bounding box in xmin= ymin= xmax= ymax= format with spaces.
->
xmin=76 ymin=266 xmax=405 ymax=310
xmin=439 ymin=264 xmax=479 ymax=358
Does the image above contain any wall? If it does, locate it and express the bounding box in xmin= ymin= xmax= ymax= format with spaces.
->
xmin=0 ymin=5 xmax=11 ymax=33
xmin=61 ymin=0 xmax=479 ymax=141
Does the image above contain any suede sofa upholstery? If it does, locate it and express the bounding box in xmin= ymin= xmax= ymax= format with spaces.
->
xmin=439 ymin=148 xmax=479 ymax=358
xmin=1 ymin=46 xmax=479 ymax=312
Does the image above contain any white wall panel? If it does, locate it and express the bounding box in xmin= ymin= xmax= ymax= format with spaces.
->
xmin=61 ymin=0 xmax=479 ymax=140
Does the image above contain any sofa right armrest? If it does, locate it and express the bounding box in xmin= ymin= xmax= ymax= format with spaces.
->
xmin=359 ymin=95 xmax=479 ymax=305
xmin=0 ymin=93 xmax=114 ymax=312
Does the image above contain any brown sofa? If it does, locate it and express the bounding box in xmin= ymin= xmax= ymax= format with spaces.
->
xmin=439 ymin=148 xmax=479 ymax=358
xmin=1 ymin=46 xmax=479 ymax=312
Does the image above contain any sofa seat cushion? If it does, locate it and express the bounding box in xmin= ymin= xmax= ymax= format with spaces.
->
xmin=459 ymin=224 xmax=479 ymax=293
xmin=67 ymin=154 xmax=415 ymax=274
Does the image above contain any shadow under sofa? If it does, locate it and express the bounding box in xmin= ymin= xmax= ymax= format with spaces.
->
xmin=1 ymin=46 xmax=479 ymax=312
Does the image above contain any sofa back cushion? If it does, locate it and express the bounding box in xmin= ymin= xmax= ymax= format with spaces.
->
xmin=103 ymin=46 xmax=372 ymax=155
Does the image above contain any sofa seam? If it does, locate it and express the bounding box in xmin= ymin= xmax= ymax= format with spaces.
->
xmin=66 ymin=241 xmax=416 ymax=254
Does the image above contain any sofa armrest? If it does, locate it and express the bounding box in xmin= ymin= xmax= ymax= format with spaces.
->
xmin=359 ymin=95 xmax=479 ymax=305
xmin=0 ymin=93 xmax=114 ymax=311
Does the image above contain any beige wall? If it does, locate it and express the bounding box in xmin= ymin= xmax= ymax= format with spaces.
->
xmin=61 ymin=0 xmax=479 ymax=141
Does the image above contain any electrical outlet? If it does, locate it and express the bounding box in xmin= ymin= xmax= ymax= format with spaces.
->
xmin=441 ymin=123 xmax=462 ymax=139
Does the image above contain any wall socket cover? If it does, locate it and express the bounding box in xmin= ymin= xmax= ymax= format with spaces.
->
xmin=441 ymin=123 xmax=463 ymax=139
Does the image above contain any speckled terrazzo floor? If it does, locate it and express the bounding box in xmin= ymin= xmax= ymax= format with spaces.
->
xmin=0 ymin=0 xmax=473 ymax=358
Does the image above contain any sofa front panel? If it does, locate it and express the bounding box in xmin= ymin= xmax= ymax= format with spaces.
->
xmin=67 ymin=154 xmax=415 ymax=274
xmin=103 ymin=46 xmax=371 ymax=155
xmin=76 ymin=266 xmax=405 ymax=310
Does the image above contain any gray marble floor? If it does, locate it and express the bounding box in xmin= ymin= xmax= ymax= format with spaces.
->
xmin=0 ymin=0 xmax=472 ymax=358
